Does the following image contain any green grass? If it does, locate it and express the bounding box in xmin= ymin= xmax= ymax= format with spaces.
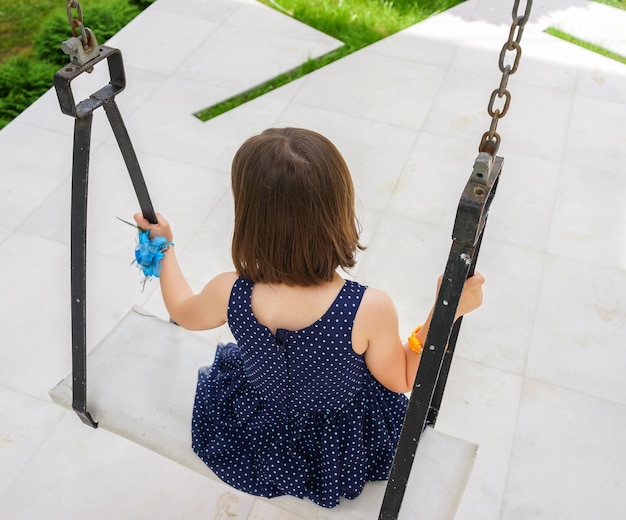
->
xmin=0 ymin=0 xmax=60 ymax=62
xmin=593 ymin=0 xmax=626 ymax=8
xmin=259 ymin=0 xmax=458 ymax=49
xmin=195 ymin=0 xmax=463 ymax=121
xmin=0 ymin=0 xmax=153 ymax=130
xmin=547 ymin=1 xmax=626 ymax=68
xmin=545 ymin=27 xmax=626 ymax=65
xmin=0 ymin=0 xmax=149 ymax=64
xmin=195 ymin=48 xmax=350 ymax=121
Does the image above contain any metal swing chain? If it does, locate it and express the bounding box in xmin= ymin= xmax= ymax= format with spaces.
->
xmin=479 ymin=0 xmax=533 ymax=156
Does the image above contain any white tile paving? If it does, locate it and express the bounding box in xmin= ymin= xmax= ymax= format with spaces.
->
xmin=501 ymin=379 xmax=626 ymax=519
xmin=527 ymin=256 xmax=626 ymax=406
xmin=291 ymin=51 xmax=448 ymax=131
xmin=0 ymin=411 xmax=255 ymax=520
xmin=1 ymin=0 xmax=625 ymax=518
xmin=0 ymin=387 xmax=65 ymax=497
xmin=436 ymin=358 xmax=524 ymax=520
xmin=0 ymin=225 xmax=11 ymax=244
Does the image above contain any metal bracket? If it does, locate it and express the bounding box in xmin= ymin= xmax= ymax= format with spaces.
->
xmin=55 ymin=45 xmax=126 ymax=119
xmin=61 ymin=27 xmax=100 ymax=69
xmin=453 ymin=155 xmax=500 ymax=245
xmin=470 ymin=151 xmax=494 ymax=185
xmin=379 ymin=156 xmax=504 ymax=520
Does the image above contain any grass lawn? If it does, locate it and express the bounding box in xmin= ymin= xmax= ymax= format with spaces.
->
xmin=0 ymin=0 xmax=149 ymax=129
xmin=546 ymin=27 xmax=626 ymax=65
xmin=546 ymin=1 xmax=626 ymax=65
xmin=257 ymin=0 xmax=461 ymax=50
xmin=594 ymin=0 xmax=626 ymax=7
xmin=0 ymin=0 xmax=144 ymax=64
xmin=195 ymin=0 xmax=463 ymax=120
xmin=0 ymin=0 xmax=60 ymax=62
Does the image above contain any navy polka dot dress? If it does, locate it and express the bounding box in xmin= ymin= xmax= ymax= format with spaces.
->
xmin=191 ymin=278 xmax=408 ymax=508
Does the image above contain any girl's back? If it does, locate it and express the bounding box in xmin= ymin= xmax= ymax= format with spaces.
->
xmin=250 ymin=272 xmax=346 ymax=337
xmin=191 ymin=275 xmax=408 ymax=508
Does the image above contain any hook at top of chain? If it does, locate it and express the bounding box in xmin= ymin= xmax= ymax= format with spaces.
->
xmin=479 ymin=0 xmax=533 ymax=156
xmin=62 ymin=0 xmax=100 ymax=69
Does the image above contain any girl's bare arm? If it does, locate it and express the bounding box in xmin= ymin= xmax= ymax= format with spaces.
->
xmin=356 ymin=274 xmax=484 ymax=393
xmin=133 ymin=213 xmax=236 ymax=331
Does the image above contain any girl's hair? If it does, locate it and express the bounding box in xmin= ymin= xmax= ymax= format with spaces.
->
xmin=231 ymin=127 xmax=363 ymax=286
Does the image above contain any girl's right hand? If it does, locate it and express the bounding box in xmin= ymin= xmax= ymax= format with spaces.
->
xmin=454 ymin=272 xmax=485 ymax=319
xmin=133 ymin=212 xmax=173 ymax=242
xmin=436 ymin=272 xmax=485 ymax=319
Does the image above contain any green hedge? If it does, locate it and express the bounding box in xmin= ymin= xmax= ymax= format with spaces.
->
xmin=0 ymin=0 xmax=152 ymax=130
xmin=0 ymin=56 xmax=58 ymax=128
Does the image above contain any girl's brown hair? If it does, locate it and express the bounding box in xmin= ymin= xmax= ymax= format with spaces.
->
xmin=231 ymin=127 xmax=363 ymax=286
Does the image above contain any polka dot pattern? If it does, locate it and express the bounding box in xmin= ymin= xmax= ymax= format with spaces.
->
xmin=191 ymin=278 xmax=408 ymax=508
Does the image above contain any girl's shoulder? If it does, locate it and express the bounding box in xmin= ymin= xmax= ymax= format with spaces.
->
xmin=205 ymin=271 xmax=239 ymax=298
xmin=193 ymin=271 xmax=239 ymax=327
xmin=358 ymin=286 xmax=397 ymax=316
xmin=357 ymin=287 xmax=397 ymax=322
xmin=352 ymin=286 xmax=399 ymax=354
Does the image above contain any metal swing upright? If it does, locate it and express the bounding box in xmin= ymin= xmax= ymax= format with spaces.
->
xmin=51 ymin=1 xmax=533 ymax=518
xmin=380 ymin=1 xmax=532 ymax=517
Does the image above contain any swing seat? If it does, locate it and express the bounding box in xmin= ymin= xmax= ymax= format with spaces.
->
xmin=50 ymin=307 xmax=478 ymax=519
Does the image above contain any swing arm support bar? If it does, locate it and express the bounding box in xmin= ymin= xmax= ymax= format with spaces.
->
xmin=55 ymin=45 xmax=157 ymax=428
xmin=379 ymin=156 xmax=503 ymax=520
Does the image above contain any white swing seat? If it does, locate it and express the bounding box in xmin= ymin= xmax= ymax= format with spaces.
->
xmin=50 ymin=307 xmax=477 ymax=519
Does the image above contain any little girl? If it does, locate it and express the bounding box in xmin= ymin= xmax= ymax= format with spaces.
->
xmin=133 ymin=127 xmax=484 ymax=508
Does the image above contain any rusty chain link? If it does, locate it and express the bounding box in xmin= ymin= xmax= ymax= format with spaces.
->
xmin=479 ymin=0 xmax=533 ymax=156
xmin=62 ymin=0 xmax=100 ymax=68
xmin=66 ymin=0 xmax=95 ymax=51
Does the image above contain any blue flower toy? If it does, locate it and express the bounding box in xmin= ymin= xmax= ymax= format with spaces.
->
xmin=119 ymin=217 xmax=174 ymax=286
xmin=134 ymin=229 xmax=174 ymax=278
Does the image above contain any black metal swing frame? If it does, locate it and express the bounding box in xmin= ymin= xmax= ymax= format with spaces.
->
xmin=55 ymin=46 xmax=157 ymax=428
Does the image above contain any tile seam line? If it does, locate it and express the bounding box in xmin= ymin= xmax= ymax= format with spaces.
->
xmin=498 ymin=369 xmax=626 ymax=515
xmin=166 ymin=4 xmax=343 ymax=88
xmin=2 ymin=122 xmax=113 ymax=235
xmin=284 ymin=100 xmax=438 ymax=136
xmin=520 ymin=374 xmax=626 ymax=411
xmin=496 ymin=248 xmax=548 ymax=519
xmin=0 ymin=408 xmax=67 ymax=507
xmin=0 ymin=385 xmax=67 ymax=409
xmin=161 ymin=1 xmax=245 ymax=80
xmin=544 ymin=244 xmax=625 ymax=272
xmin=10 ymin=172 xmax=73 ymax=229
xmin=497 ymin=374 xmax=529 ymax=520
